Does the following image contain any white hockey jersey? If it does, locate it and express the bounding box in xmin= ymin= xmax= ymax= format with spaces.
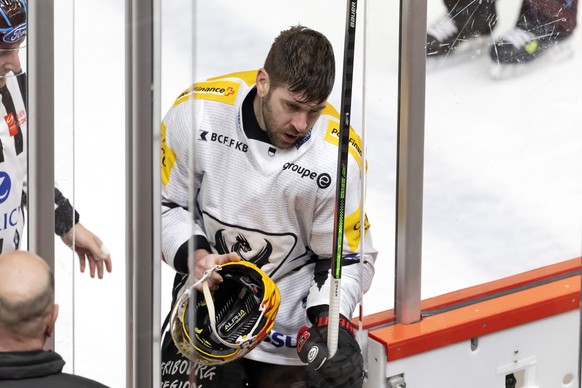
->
xmin=0 ymin=75 xmax=27 ymax=253
xmin=161 ymin=70 xmax=377 ymax=365
xmin=0 ymin=73 xmax=79 ymax=254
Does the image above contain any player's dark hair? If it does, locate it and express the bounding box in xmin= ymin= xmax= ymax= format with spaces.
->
xmin=264 ymin=25 xmax=335 ymax=104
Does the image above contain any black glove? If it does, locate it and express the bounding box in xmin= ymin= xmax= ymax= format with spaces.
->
xmin=297 ymin=312 xmax=364 ymax=388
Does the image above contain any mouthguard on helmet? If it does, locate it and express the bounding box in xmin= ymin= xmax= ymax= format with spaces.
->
xmin=170 ymin=260 xmax=280 ymax=365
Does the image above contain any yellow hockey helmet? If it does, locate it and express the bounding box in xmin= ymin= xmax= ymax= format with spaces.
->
xmin=170 ymin=261 xmax=280 ymax=365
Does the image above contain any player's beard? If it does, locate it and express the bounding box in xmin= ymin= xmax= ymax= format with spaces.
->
xmin=261 ymin=91 xmax=305 ymax=149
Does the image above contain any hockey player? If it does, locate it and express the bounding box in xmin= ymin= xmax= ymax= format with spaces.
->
xmin=0 ymin=0 xmax=112 ymax=278
xmin=427 ymin=0 xmax=578 ymax=75
xmin=161 ymin=25 xmax=377 ymax=387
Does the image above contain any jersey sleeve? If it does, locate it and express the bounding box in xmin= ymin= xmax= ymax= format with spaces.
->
xmin=21 ymin=182 xmax=81 ymax=237
xmin=160 ymin=96 xmax=211 ymax=273
xmin=54 ymin=188 xmax=80 ymax=236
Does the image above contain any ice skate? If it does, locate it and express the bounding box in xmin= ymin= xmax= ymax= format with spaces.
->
xmin=426 ymin=7 xmax=498 ymax=71
xmin=489 ymin=22 xmax=575 ymax=80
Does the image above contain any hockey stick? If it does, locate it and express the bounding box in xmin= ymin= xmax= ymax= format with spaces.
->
xmin=328 ymin=0 xmax=359 ymax=358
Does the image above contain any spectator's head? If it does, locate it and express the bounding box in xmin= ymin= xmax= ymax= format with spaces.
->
xmin=0 ymin=251 xmax=58 ymax=352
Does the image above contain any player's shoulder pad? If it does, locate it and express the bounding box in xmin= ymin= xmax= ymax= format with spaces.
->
xmin=321 ymin=103 xmax=364 ymax=172
xmin=172 ymin=70 xmax=258 ymax=107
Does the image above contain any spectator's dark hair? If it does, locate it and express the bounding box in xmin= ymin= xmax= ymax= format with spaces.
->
xmin=263 ymin=25 xmax=335 ymax=104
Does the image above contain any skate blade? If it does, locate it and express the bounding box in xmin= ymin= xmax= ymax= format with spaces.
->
xmin=489 ymin=41 xmax=574 ymax=80
xmin=427 ymin=36 xmax=491 ymax=72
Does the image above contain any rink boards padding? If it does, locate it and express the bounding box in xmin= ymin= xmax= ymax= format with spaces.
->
xmin=361 ymin=257 xmax=581 ymax=361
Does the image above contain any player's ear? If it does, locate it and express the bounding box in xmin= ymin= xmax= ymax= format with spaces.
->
xmin=256 ymin=68 xmax=270 ymax=98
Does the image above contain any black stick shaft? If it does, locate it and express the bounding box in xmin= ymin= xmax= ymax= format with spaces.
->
xmin=328 ymin=0 xmax=358 ymax=357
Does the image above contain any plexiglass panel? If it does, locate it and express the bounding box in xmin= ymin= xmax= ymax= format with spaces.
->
xmin=53 ymin=0 xmax=75 ymax=376
xmin=160 ymin=0 xmax=194 ymax=330
xmin=423 ymin=0 xmax=582 ymax=298
xmin=52 ymin=0 xmax=125 ymax=386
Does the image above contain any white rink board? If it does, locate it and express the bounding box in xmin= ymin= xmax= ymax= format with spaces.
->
xmin=365 ymin=309 xmax=580 ymax=388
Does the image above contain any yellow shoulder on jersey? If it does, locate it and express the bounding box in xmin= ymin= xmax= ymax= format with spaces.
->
xmin=344 ymin=207 xmax=371 ymax=252
xmin=160 ymin=121 xmax=176 ymax=187
xmin=321 ymin=103 xmax=368 ymax=247
xmin=172 ymin=70 xmax=258 ymax=107
xmin=323 ymin=114 xmax=363 ymax=172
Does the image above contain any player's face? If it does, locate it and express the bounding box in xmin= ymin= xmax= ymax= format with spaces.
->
xmin=261 ymin=86 xmax=327 ymax=149
xmin=0 ymin=39 xmax=24 ymax=86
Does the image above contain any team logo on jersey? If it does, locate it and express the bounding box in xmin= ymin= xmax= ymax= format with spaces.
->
xmin=205 ymin=212 xmax=297 ymax=277
xmin=198 ymin=130 xmax=248 ymax=153
xmin=0 ymin=172 xmax=11 ymax=204
xmin=4 ymin=113 xmax=18 ymax=137
xmin=268 ymin=147 xmax=276 ymax=157
xmin=215 ymin=229 xmax=275 ymax=269
xmin=282 ymin=162 xmax=331 ymax=189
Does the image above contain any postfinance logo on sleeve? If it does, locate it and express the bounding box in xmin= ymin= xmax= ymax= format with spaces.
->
xmin=192 ymin=80 xmax=240 ymax=105
xmin=324 ymin=121 xmax=363 ymax=171
xmin=172 ymin=80 xmax=240 ymax=107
